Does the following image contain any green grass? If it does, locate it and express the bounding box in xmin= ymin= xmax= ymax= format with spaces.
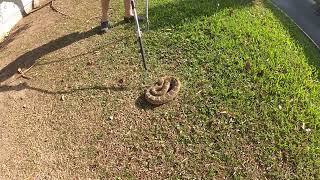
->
xmin=143 ymin=0 xmax=320 ymax=178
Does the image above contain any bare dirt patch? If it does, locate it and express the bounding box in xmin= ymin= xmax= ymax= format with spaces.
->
xmin=0 ymin=0 xmax=185 ymax=178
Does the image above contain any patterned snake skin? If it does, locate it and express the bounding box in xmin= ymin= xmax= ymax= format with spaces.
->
xmin=145 ymin=76 xmax=181 ymax=105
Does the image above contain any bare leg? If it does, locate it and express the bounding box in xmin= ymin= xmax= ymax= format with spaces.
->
xmin=101 ymin=0 xmax=110 ymax=22
xmin=124 ymin=0 xmax=133 ymax=17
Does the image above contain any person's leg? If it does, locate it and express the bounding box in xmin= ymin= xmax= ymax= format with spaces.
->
xmin=101 ymin=0 xmax=110 ymax=22
xmin=100 ymin=0 xmax=110 ymax=32
xmin=124 ymin=0 xmax=134 ymax=18
xmin=123 ymin=0 xmax=144 ymax=22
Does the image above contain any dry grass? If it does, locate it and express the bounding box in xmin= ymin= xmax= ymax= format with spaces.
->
xmin=0 ymin=1 xmax=185 ymax=178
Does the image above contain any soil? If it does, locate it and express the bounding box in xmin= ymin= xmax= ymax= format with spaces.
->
xmin=0 ymin=1 xmax=183 ymax=178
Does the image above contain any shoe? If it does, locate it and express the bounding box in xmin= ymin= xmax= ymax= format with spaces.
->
xmin=100 ymin=21 xmax=109 ymax=33
xmin=124 ymin=16 xmax=145 ymax=23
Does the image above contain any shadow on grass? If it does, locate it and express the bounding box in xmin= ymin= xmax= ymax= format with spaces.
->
xmin=34 ymin=37 xmax=126 ymax=67
xmin=149 ymin=0 xmax=254 ymax=30
xmin=0 ymin=82 xmax=128 ymax=94
xmin=0 ymin=26 xmax=100 ymax=85
xmin=0 ymin=22 xmax=125 ymax=85
xmin=147 ymin=0 xmax=320 ymax=77
xmin=0 ymin=23 xmax=30 ymax=50
xmin=263 ymin=0 xmax=320 ymax=78
xmin=135 ymin=93 xmax=159 ymax=110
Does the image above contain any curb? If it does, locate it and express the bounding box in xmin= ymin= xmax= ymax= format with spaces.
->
xmin=268 ymin=0 xmax=320 ymax=50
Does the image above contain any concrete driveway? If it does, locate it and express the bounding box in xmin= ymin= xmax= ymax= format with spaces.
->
xmin=271 ymin=0 xmax=320 ymax=48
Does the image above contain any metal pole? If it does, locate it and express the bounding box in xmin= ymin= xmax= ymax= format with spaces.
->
xmin=131 ymin=0 xmax=147 ymax=70
xmin=145 ymin=0 xmax=149 ymax=30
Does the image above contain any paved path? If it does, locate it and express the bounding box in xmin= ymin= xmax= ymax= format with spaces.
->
xmin=271 ymin=0 xmax=320 ymax=48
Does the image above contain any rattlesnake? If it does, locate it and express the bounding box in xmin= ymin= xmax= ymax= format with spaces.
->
xmin=144 ymin=76 xmax=181 ymax=105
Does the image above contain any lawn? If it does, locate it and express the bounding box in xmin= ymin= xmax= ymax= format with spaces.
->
xmin=143 ymin=0 xmax=320 ymax=178
xmin=1 ymin=0 xmax=319 ymax=179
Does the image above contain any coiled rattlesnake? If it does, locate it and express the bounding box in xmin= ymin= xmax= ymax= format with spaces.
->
xmin=145 ymin=76 xmax=181 ymax=105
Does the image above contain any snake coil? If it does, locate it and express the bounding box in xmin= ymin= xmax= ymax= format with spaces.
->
xmin=145 ymin=76 xmax=181 ymax=105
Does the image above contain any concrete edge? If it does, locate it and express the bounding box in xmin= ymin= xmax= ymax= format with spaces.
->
xmin=267 ymin=0 xmax=320 ymax=50
xmin=0 ymin=1 xmax=32 ymax=42
xmin=0 ymin=0 xmax=51 ymax=42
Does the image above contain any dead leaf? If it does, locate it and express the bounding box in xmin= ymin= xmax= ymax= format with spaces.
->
xmin=257 ymin=70 xmax=264 ymax=77
xmin=245 ymin=61 xmax=251 ymax=71
xmin=229 ymin=9 xmax=234 ymax=16
xmin=118 ymin=78 xmax=124 ymax=84
xmin=87 ymin=60 xmax=95 ymax=66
